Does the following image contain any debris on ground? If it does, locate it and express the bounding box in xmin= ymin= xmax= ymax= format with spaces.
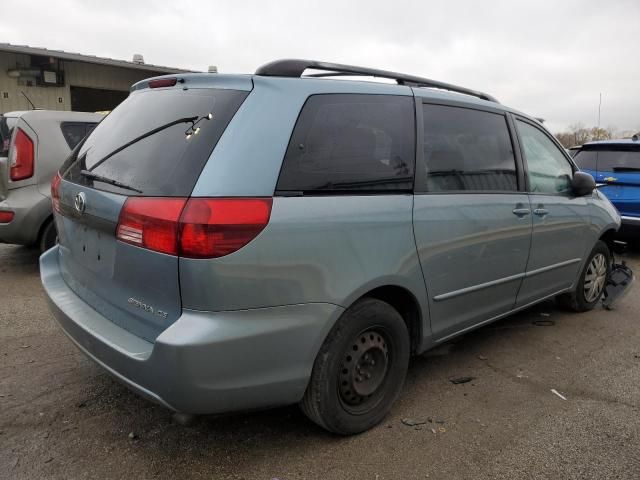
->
xmin=128 ymin=432 xmax=137 ymax=440
xmin=449 ymin=376 xmax=475 ymax=384
xmin=20 ymin=345 xmax=31 ymax=348
xmin=430 ymin=428 xmax=437 ymax=434
xmin=551 ymin=389 xmax=567 ymax=401
xmin=401 ymin=418 xmax=428 ymax=427
xmin=477 ymin=355 xmax=487 ymax=361
xmin=539 ymin=312 xmax=551 ymax=317
xmin=533 ymin=319 xmax=555 ymax=326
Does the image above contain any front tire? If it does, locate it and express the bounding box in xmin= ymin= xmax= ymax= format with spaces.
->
xmin=557 ymin=240 xmax=610 ymax=312
xmin=300 ymin=298 xmax=410 ymax=435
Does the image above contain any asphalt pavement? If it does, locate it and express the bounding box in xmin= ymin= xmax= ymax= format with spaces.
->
xmin=1 ymin=244 xmax=639 ymax=479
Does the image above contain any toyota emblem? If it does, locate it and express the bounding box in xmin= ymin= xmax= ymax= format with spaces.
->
xmin=74 ymin=192 xmax=86 ymax=214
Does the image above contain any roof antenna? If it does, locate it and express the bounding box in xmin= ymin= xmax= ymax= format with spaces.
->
xmin=21 ymin=91 xmax=36 ymax=110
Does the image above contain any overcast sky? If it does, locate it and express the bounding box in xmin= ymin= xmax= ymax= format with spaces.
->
xmin=2 ymin=0 xmax=638 ymax=133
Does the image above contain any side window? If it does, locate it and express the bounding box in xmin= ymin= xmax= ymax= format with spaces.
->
xmin=276 ymin=94 xmax=415 ymax=193
xmin=516 ymin=120 xmax=573 ymax=194
xmin=417 ymin=104 xmax=517 ymax=192
xmin=61 ymin=122 xmax=97 ymax=149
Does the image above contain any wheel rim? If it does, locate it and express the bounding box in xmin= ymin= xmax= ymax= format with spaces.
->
xmin=338 ymin=328 xmax=390 ymax=413
xmin=583 ymin=253 xmax=607 ymax=303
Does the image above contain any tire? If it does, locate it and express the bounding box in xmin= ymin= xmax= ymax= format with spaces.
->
xmin=557 ymin=240 xmax=610 ymax=312
xmin=39 ymin=219 xmax=58 ymax=253
xmin=300 ymin=297 xmax=410 ymax=435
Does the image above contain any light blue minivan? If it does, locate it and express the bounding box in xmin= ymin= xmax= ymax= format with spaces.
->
xmin=41 ymin=60 xmax=629 ymax=434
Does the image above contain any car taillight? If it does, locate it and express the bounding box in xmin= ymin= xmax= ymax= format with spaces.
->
xmin=149 ymin=78 xmax=177 ymax=88
xmin=51 ymin=173 xmax=62 ymax=213
xmin=116 ymin=197 xmax=272 ymax=258
xmin=180 ymin=198 xmax=273 ymax=258
xmin=9 ymin=128 xmax=35 ymax=181
xmin=0 ymin=211 xmax=14 ymax=223
xmin=116 ymin=198 xmax=187 ymax=256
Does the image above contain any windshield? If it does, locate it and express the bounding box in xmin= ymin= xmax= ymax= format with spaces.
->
xmin=574 ymin=147 xmax=640 ymax=173
xmin=61 ymin=88 xmax=248 ymax=196
xmin=0 ymin=116 xmax=18 ymax=157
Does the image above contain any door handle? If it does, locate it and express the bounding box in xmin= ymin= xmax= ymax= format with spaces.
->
xmin=512 ymin=208 xmax=531 ymax=217
xmin=533 ymin=208 xmax=549 ymax=217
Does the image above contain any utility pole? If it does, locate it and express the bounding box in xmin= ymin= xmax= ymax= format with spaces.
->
xmin=597 ymin=92 xmax=602 ymax=140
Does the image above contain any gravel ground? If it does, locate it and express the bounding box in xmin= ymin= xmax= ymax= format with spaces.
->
xmin=1 ymin=243 xmax=639 ymax=480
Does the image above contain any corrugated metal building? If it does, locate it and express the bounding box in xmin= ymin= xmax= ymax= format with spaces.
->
xmin=0 ymin=44 xmax=195 ymax=113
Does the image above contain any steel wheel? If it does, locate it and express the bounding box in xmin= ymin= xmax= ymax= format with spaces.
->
xmin=300 ymin=298 xmax=410 ymax=435
xmin=338 ymin=328 xmax=390 ymax=414
xmin=583 ymin=253 xmax=607 ymax=303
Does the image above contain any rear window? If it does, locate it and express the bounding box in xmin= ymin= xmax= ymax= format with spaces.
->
xmin=276 ymin=94 xmax=415 ymax=194
xmin=0 ymin=116 xmax=18 ymax=156
xmin=574 ymin=146 xmax=640 ymax=173
xmin=60 ymin=122 xmax=98 ymax=149
xmin=573 ymin=150 xmax=597 ymax=170
xmin=61 ymin=88 xmax=248 ymax=196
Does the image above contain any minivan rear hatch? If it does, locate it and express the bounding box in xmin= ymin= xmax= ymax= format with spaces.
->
xmin=56 ymin=80 xmax=250 ymax=341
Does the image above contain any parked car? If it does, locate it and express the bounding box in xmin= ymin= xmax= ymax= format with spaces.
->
xmin=41 ymin=60 xmax=627 ymax=435
xmin=573 ymin=137 xmax=640 ymax=240
xmin=0 ymin=110 xmax=103 ymax=251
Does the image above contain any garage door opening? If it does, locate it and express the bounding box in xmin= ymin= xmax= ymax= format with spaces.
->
xmin=70 ymin=86 xmax=128 ymax=112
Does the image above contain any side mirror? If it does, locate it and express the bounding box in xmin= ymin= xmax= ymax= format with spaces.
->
xmin=572 ymin=171 xmax=596 ymax=196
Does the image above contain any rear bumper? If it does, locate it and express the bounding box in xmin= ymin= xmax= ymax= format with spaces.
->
xmin=40 ymin=247 xmax=342 ymax=414
xmin=0 ymin=186 xmax=51 ymax=246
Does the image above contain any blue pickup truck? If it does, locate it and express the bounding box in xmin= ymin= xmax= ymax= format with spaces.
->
xmin=573 ymin=136 xmax=640 ymax=240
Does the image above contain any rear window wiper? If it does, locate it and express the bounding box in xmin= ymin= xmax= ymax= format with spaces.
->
xmin=86 ymin=115 xmax=201 ymax=173
xmin=611 ymin=166 xmax=640 ymax=172
xmin=80 ymin=170 xmax=143 ymax=193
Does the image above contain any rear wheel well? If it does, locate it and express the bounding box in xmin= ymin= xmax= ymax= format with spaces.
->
xmin=361 ymin=286 xmax=422 ymax=355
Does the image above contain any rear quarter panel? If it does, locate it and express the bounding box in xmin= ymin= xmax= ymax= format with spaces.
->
xmin=180 ymin=195 xmax=427 ymax=311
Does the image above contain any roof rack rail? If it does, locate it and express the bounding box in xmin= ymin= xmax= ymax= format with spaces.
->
xmin=255 ymin=59 xmax=499 ymax=103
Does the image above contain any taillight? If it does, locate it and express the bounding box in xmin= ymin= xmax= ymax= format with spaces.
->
xmin=116 ymin=198 xmax=187 ymax=256
xmin=51 ymin=173 xmax=62 ymax=213
xmin=180 ymin=198 xmax=273 ymax=258
xmin=10 ymin=128 xmax=35 ymax=181
xmin=116 ymin=197 xmax=272 ymax=258
xmin=149 ymin=78 xmax=177 ymax=88
xmin=0 ymin=211 xmax=14 ymax=223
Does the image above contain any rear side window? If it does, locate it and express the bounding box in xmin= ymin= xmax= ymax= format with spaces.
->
xmin=62 ymin=88 xmax=248 ymax=196
xmin=573 ymin=150 xmax=597 ymax=171
xmin=60 ymin=122 xmax=98 ymax=149
xmin=277 ymin=94 xmax=415 ymax=194
xmin=417 ymin=104 xmax=517 ymax=192
xmin=0 ymin=116 xmax=18 ymax=156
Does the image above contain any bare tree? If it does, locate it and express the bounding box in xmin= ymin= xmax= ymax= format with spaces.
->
xmin=554 ymin=124 xmax=616 ymax=148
